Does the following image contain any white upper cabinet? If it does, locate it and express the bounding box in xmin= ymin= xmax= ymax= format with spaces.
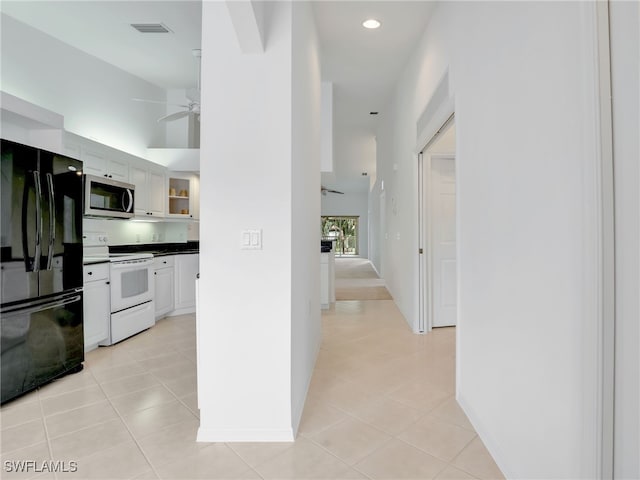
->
xmin=148 ymin=170 xmax=166 ymax=216
xmin=130 ymin=161 xmax=166 ymax=218
xmin=81 ymin=144 xmax=129 ymax=181
xmin=167 ymin=172 xmax=199 ymax=220
xmin=64 ymin=134 xmax=129 ymax=181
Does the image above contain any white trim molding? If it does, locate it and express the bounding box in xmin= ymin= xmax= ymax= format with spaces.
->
xmin=579 ymin=1 xmax=615 ymax=478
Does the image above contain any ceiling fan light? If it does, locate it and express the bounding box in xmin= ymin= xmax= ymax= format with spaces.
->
xmin=362 ymin=19 xmax=381 ymax=29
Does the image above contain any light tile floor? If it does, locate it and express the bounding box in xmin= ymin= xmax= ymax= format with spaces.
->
xmin=1 ymin=302 xmax=504 ymax=480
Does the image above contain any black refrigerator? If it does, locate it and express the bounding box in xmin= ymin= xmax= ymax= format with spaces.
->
xmin=1 ymin=139 xmax=84 ymax=404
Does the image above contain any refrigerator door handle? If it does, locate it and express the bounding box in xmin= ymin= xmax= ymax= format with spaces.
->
xmin=0 ymin=293 xmax=81 ymax=316
xmin=21 ymin=171 xmax=43 ymax=272
xmin=33 ymin=171 xmax=43 ymax=273
xmin=21 ymin=173 xmax=33 ymax=272
xmin=45 ymin=173 xmax=56 ymax=270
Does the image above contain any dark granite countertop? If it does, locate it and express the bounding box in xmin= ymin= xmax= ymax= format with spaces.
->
xmin=109 ymin=241 xmax=199 ymax=257
xmin=82 ymin=258 xmax=110 ymax=265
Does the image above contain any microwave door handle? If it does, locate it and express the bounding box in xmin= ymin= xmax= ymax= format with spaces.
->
xmin=45 ymin=173 xmax=56 ymax=270
xmin=123 ymin=189 xmax=133 ymax=213
xmin=33 ymin=171 xmax=43 ymax=273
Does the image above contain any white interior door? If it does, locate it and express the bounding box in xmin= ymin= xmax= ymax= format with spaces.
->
xmin=431 ymin=156 xmax=456 ymax=327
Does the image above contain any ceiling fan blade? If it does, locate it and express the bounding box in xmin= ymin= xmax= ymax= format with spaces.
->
xmin=157 ymin=110 xmax=192 ymax=123
xmin=321 ymin=186 xmax=345 ymax=195
xmin=132 ymin=98 xmax=190 ymax=108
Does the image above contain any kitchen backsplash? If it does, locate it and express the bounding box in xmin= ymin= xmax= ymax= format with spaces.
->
xmin=83 ymin=218 xmax=199 ymax=245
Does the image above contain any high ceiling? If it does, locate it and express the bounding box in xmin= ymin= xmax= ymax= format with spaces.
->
xmin=1 ymin=1 xmax=435 ymax=193
xmin=313 ymin=1 xmax=435 ymax=192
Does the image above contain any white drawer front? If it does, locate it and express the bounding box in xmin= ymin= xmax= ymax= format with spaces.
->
xmin=83 ymin=263 xmax=109 ymax=283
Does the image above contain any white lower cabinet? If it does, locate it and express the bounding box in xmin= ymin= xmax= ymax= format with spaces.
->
xmin=152 ymin=253 xmax=199 ymax=319
xmin=154 ymin=256 xmax=175 ymax=318
xmin=174 ymin=254 xmax=199 ymax=313
xmin=83 ymin=263 xmax=110 ymax=351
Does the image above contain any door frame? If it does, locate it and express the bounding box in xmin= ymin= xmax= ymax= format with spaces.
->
xmin=379 ymin=190 xmax=386 ymax=278
xmin=417 ymin=113 xmax=455 ymax=333
xmin=419 ymin=151 xmax=455 ymax=333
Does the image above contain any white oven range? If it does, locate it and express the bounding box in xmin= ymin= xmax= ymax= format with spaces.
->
xmin=83 ymin=232 xmax=155 ymax=345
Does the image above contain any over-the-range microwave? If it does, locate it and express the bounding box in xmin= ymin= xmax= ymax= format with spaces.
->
xmin=84 ymin=174 xmax=135 ymax=219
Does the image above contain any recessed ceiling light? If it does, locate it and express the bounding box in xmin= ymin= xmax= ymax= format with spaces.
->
xmin=362 ymin=19 xmax=381 ymax=29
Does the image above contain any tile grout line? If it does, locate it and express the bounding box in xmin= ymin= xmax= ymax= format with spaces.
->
xmin=445 ymin=436 xmax=485 ymax=480
xmin=102 ymin=360 xmax=200 ymax=478
xmin=224 ymin=443 xmax=268 ymax=480
xmin=305 ymin=432 xmax=388 ymax=480
xmin=144 ymin=364 xmax=200 ymax=418
xmin=90 ymin=367 xmax=162 ymax=480
xmin=303 ymin=397 xmax=469 ymax=480
xmin=36 ymin=387 xmax=57 ymax=480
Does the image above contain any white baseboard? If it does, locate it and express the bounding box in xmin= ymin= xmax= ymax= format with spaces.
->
xmin=291 ymin=337 xmax=322 ymax=436
xmin=456 ymin=392 xmax=513 ymax=479
xmin=165 ymin=306 xmax=196 ymax=317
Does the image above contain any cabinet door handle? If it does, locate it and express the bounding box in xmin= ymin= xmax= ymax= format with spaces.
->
xmin=88 ymin=271 xmax=93 ymax=275
xmin=154 ymin=272 xmax=157 ymax=275
xmin=106 ymin=281 xmax=110 ymax=285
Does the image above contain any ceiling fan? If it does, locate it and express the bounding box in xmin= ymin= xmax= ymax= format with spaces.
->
xmin=133 ymin=49 xmax=201 ymax=123
xmin=321 ymin=186 xmax=344 ymax=196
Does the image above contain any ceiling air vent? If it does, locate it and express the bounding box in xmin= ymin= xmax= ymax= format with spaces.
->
xmin=131 ymin=23 xmax=172 ymax=34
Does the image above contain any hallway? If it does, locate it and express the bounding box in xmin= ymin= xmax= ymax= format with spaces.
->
xmin=298 ymin=299 xmax=503 ymax=479
xmin=1 ymin=299 xmax=503 ymax=479
xmin=334 ymin=257 xmax=392 ymax=301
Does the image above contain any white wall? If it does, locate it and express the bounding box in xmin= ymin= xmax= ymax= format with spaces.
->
xmin=198 ymin=1 xmax=319 ymax=441
xmin=321 ymin=192 xmax=369 ymax=258
xmin=0 ymin=13 xmax=165 ymax=157
xmin=610 ymin=1 xmax=640 ymax=477
xmin=320 ymin=82 xmax=334 ymax=172
xmin=375 ymin=2 xmax=607 ymax=477
xmin=83 ymin=219 xmax=190 ymax=246
xmin=290 ymin=1 xmax=322 ymax=434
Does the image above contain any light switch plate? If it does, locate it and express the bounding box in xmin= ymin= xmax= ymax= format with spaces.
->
xmin=241 ymin=229 xmax=262 ymax=250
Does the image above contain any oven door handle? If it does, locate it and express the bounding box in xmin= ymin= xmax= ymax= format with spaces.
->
xmin=110 ymin=259 xmax=154 ymax=270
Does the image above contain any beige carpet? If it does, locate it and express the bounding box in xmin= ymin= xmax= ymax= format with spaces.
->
xmin=334 ymin=257 xmax=392 ymax=301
